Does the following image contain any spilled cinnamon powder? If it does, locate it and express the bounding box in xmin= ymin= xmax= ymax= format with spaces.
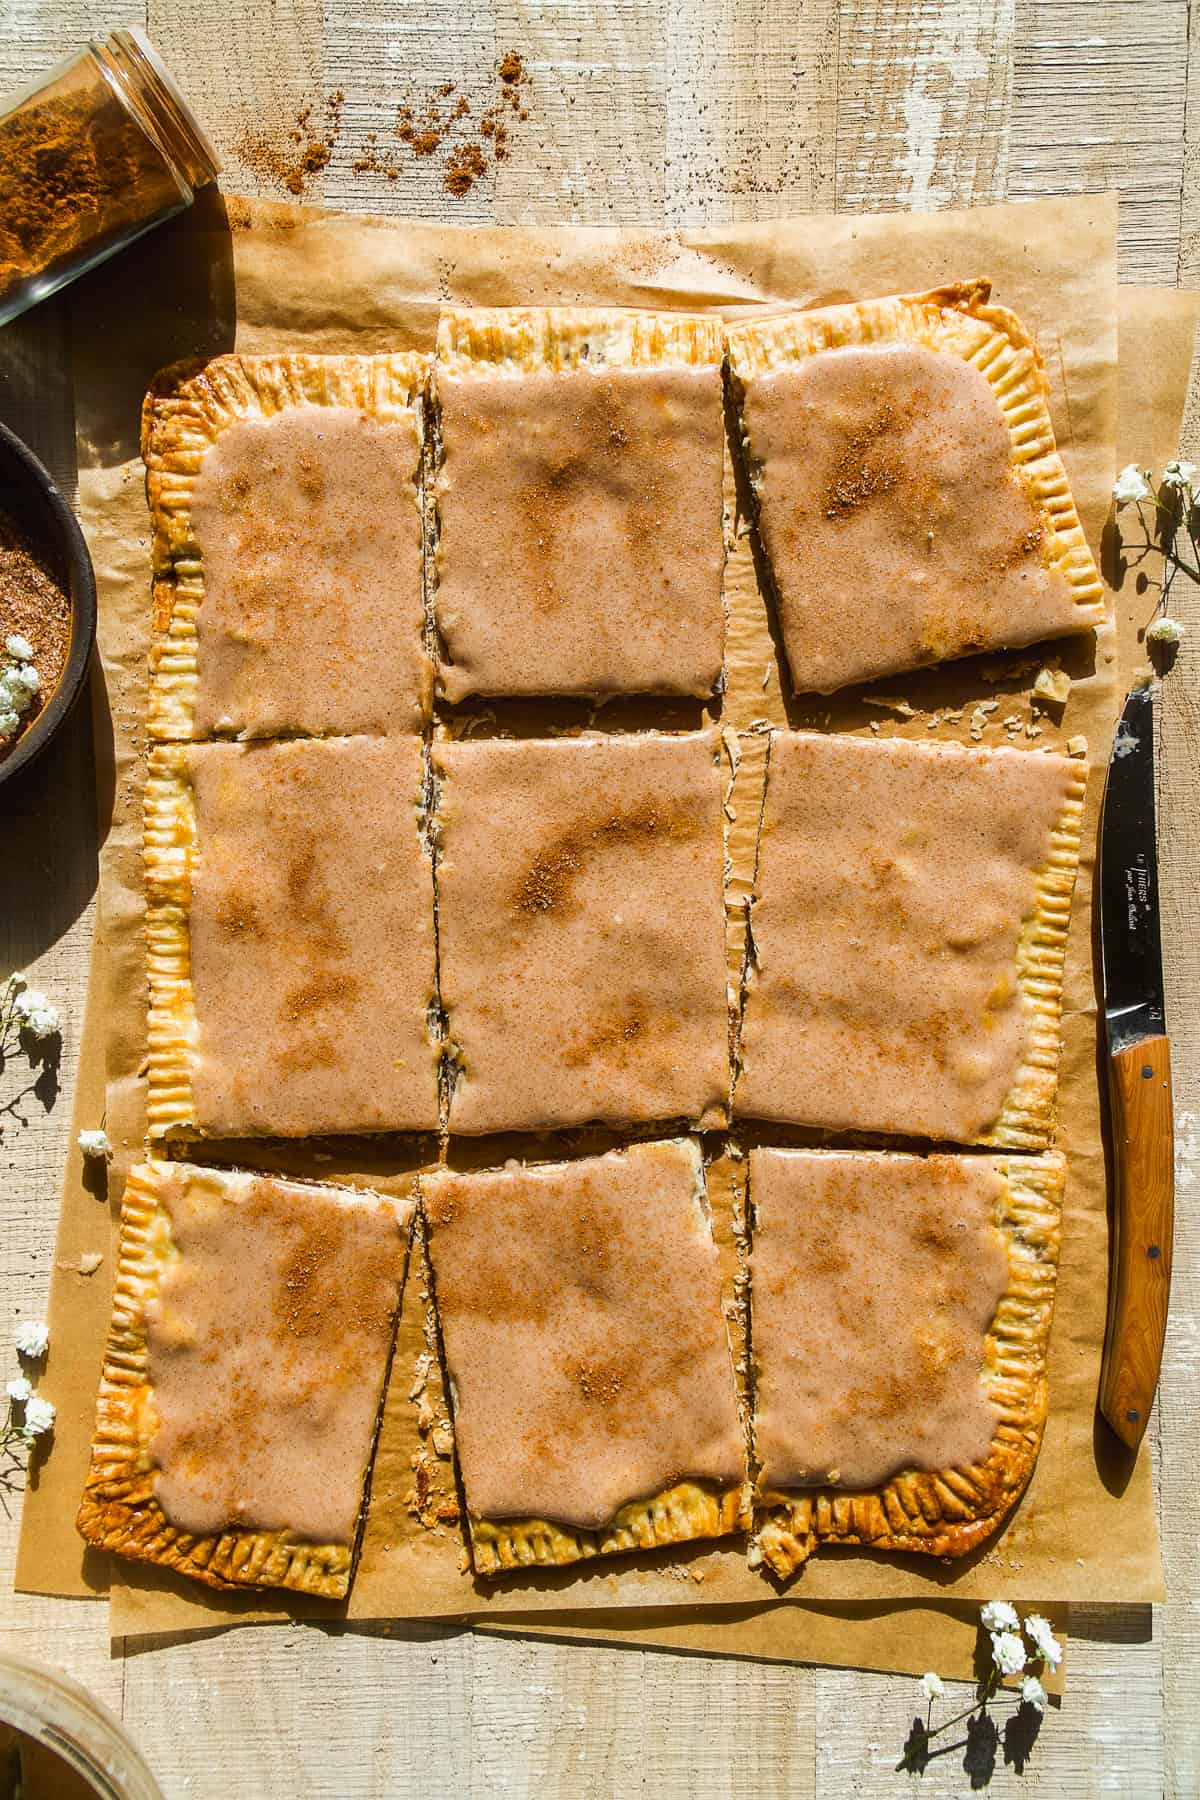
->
xmin=444 ymin=144 xmax=488 ymax=199
xmin=250 ymin=54 xmax=530 ymax=202
xmin=389 ymin=51 xmax=530 ymax=199
xmin=236 ymin=90 xmax=344 ymax=197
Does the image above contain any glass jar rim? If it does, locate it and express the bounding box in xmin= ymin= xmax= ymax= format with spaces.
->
xmin=93 ymin=28 xmax=221 ymax=193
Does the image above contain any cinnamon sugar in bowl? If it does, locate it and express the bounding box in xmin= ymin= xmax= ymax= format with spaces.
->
xmin=0 ymin=422 xmax=96 ymax=789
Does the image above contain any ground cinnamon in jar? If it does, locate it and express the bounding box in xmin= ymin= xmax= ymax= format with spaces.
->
xmin=0 ymin=68 xmax=178 ymax=304
xmin=0 ymin=32 xmax=218 ymax=325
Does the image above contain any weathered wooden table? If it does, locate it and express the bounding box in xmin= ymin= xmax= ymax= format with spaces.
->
xmin=1 ymin=5 xmax=1196 ymax=1794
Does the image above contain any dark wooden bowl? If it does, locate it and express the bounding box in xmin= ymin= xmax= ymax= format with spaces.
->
xmin=0 ymin=421 xmax=97 ymax=790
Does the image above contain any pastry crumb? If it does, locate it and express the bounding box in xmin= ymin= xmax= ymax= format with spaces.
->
xmin=862 ymin=695 xmax=916 ymax=718
xmin=1033 ymin=666 xmax=1071 ymax=707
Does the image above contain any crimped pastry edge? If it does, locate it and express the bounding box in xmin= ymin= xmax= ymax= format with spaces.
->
xmin=726 ymin=281 xmax=1106 ymax=649
xmin=75 ymin=1160 xmax=413 ymax=1597
xmin=435 ymin=305 xmax=724 ymax=377
xmin=985 ymin=756 xmax=1088 ymax=1149
xmin=143 ymin=744 xmax=198 ymax=1140
xmin=142 ymin=351 xmax=430 ymax=742
xmin=469 ymin=1480 xmax=748 ymax=1576
xmin=750 ymin=1149 xmax=1066 ymax=1578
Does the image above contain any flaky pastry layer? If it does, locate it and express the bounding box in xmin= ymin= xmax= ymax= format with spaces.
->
xmin=751 ymin=1151 xmax=1065 ymax=1578
xmin=435 ymin=305 xmax=724 ymax=376
xmin=142 ymin=352 xmax=429 ymax=742
xmin=726 ymin=280 xmax=1106 ymax=639
xmin=76 ymin=1163 xmax=401 ymax=1597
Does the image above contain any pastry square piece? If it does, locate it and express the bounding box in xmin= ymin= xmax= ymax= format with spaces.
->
xmin=424 ymin=1139 xmax=746 ymax=1573
xmin=434 ymin=732 xmax=729 ymax=1135
xmin=749 ymin=1147 xmax=1064 ymax=1576
xmin=77 ymin=1161 xmax=414 ymax=1596
xmin=727 ymin=281 xmax=1105 ymax=695
xmin=145 ymin=735 xmax=438 ymax=1138
xmin=144 ymin=353 xmax=431 ymax=740
xmin=433 ymin=307 xmax=726 ymax=701
xmin=735 ymin=732 xmax=1085 ymax=1148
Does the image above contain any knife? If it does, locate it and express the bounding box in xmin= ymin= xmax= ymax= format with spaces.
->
xmin=1097 ymin=680 xmax=1175 ymax=1451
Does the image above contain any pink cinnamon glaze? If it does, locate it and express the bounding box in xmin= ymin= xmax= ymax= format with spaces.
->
xmin=425 ymin=1141 xmax=744 ymax=1528
xmin=751 ymin=1150 xmax=1008 ymax=1489
xmin=436 ymin=365 xmax=725 ymax=699
xmin=147 ymin=1164 xmax=412 ymax=1543
xmin=190 ymin=403 xmax=428 ymax=735
xmin=736 ymin=732 xmax=1078 ymax=1143
xmin=743 ymin=343 xmax=1087 ymax=693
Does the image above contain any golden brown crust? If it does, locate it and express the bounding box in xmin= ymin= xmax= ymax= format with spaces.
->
xmin=470 ymin=1481 xmax=748 ymax=1576
xmin=76 ymin=1161 xmax=410 ymax=1598
xmin=751 ymin=1151 xmax=1065 ymax=1578
xmin=726 ymin=281 xmax=1106 ymax=636
xmin=142 ymin=351 xmax=429 ymax=742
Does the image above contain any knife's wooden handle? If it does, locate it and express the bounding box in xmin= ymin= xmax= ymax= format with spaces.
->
xmin=1099 ymin=1035 xmax=1174 ymax=1451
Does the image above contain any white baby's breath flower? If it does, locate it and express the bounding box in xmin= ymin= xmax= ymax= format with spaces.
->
xmin=1162 ymin=459 xmax=1198 ymax=491
xmin=4 ymin=634 xmax=34 ymax=663
xmin=12 ymin=989 xmax=60 ymax=1041
xmin=1113 ymin=464 xmax=1152 ymax=508
xmin=1024 ymin=1614 xmax=1062 ymax=1669
xmin=980 ymin=1600 xmax=1020 ymax=1634
xmin=1147 ymin=615 xmax=1185 ymax=646
xmin=0 ymin=680 xmax=28 ymax=712
xmin=21 ymin=1395 xmax=55 ymax=1439
xmin=0 ymin=664 xmax=36 ymax=708
xmin=0 ymin=709 xmax=18 ymax=738
xmin=990 ymin=1631 xmax=1027 ymax=1677
xmin=14 ymin=1320 xmax=49 ymax=1360
xmin=77 ymin=1128 xmax=111 ymax=1160
xmin=1020 ymin=1675 xmax=1048 ymax=1713
xmin=6 ymin=1376 xmax=31 ymax=1405
xmin=920 ymin=1671 xmax=945 ymax=1702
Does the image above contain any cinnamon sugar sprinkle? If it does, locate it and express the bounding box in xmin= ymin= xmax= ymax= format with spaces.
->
xmin=0 ymin=505 xmax=70 ymax=760
xmin=823 ymin=394 xmax=903 ymax=519
xmin=516 ymin=800 xmax=695 ymax=916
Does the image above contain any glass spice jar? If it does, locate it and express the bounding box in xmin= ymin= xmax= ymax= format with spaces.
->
xmin=0 ymin=28 xmax=220 ymax=327
xmin=0 ymin=1651 xmax=164 ymax=1799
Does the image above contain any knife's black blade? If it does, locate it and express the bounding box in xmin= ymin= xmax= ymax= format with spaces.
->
xmin=1099 ymin=682 xmax=1167 ymax=1054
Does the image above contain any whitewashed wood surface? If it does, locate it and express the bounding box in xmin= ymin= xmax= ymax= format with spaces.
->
xmin=0 ymin=4 xmax=1195 ymax=1795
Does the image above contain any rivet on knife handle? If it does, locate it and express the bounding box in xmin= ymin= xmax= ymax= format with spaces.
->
xmin=1098 ymin=1034 xmax=1174 ymax=1450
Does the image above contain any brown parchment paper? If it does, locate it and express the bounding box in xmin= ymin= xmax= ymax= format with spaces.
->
xmin=15 ymin=193 xmax=1172 ymax=1674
